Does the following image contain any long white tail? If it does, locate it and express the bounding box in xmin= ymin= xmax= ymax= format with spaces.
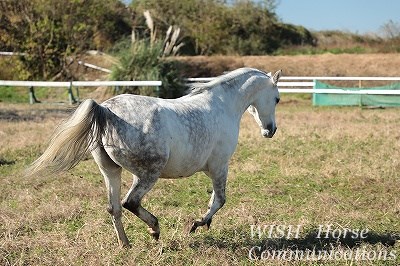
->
xmin=27 ymin=99 xmax=108 ymax=177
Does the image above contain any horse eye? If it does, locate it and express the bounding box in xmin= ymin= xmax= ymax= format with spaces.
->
xmin=276 ymin=98 xmax=280 ymax=104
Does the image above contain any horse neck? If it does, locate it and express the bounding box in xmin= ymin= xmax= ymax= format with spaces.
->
xmin=221 ymin=75 xmax=265 ymax=118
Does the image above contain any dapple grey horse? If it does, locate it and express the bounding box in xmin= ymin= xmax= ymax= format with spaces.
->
xmin=28 ymin=67 xmax=282 ymax=247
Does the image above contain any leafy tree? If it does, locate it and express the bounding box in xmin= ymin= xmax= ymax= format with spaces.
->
xmin=0 ymin=0 xmax=131 ymax=80
xmin=131 ymin=0 xmax=232 ymax=54
xmin=380 ymin=20 xmax=400 ymax=39
xmin=226 ymin=0 xmax=279 ymax=54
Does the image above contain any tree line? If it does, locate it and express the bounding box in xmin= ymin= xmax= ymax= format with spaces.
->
xmin=0 ymin=0 xmax=314 ymax=80
xmin=131 ymin=0 xmax=314 ymax=55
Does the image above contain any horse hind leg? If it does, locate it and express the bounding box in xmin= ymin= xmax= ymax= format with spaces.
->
xmin=92 ymin=147 xmax=130 ymax=247
xmin=122 ymin=172 xmax=160 ymax=240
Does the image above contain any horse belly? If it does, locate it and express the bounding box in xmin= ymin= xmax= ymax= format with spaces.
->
xmin=160 ymin=147 xmax=210 ymax=178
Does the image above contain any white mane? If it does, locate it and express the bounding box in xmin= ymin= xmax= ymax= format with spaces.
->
xmin=188 ymin=67 xmax=269 ymax=96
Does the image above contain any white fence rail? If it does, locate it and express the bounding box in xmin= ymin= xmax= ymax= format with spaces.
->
xmin=0 ymin=80 xmax=162 ymax=87
xmin=187 ymin=76 xmax=400 ymax=95
xmin=279 ymin=77 xmax=400 ymax=95
xmin=77 ymin=61 xmax=112 ymax=73
xmin=2 ymin=76 xmax=400 ymax=105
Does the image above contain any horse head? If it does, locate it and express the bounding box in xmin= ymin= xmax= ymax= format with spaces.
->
xmin=247 ymin=70 xmax=281 ymax=138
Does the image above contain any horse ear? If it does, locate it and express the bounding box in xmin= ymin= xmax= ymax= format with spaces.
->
xmin=272 ymin=70 xmax=282 ymax=85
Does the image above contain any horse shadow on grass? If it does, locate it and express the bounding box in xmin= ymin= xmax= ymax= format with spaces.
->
xmin=187 ymin=226 xmax=399 ymax=259
xmin=0 ymin=108 xmax=70 ymax=122
xmin=0 ymin=158 xmax=15 ymax=166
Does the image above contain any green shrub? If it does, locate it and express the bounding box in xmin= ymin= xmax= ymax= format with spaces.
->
xmin=110 ymin=39 xmax=185 ymax=98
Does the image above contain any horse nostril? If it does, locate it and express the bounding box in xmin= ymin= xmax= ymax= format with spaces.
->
xmin=266 ymin=123 xmax=275 ymax=132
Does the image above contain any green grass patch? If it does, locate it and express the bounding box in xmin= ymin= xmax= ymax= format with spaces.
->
xmin=0 ymin=86 xmax=84 ymax=104
xmin=0 ymin=86 xmax=29 ymax=103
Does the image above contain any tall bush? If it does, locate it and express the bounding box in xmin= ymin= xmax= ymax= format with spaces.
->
xmin=110 ymin=38 xmax=185 ymax=98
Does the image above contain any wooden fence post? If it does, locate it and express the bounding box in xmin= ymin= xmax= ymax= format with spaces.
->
xmin=28 ymin=86 xmax=40 ymax=104
xmin=68 ymin=81 xmax=77 ymax=104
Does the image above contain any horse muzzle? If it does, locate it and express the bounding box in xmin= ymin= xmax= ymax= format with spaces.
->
xmin=261 ymin=127 xmax=277 ymax=138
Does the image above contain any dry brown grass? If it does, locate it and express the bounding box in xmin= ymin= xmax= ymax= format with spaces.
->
xmin=0 ymin=95 xmax=399 ymax=265
xmin=0 ymin=104 xmax=71 ymax=154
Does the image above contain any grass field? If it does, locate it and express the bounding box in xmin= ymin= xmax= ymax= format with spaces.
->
xmin=0 ymin=95 xmax=399 ymax=265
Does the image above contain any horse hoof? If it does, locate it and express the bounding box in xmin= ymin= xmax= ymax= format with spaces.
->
xmin=189 ymin=221 xmax=200 ymax=233
xmin=189 ymin=224 xmax=197 ymax=233
xmin=206 ymin=218 xmax=212 ymax=229
xmin=152 ymin=232 xmax=160 ymax=240
xmin=121 ymin=242 xmax=131 ymax=249
xmin=147 ymin=227 xmax=160 ymax=240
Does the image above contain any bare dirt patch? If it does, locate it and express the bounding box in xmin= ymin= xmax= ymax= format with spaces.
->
xmin=0 ymin=104 xmax=71 ymax=154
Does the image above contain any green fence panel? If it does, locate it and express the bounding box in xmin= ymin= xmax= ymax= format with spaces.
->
xmin=313 ymin=80 xmax=400 ymax=107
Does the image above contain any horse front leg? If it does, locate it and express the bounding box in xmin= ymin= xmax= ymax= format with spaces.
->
xmin=190 ymin=165 xmax=228 ymax=233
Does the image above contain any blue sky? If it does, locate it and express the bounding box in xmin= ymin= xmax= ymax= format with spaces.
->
xmin=275 ymin=0 xmax=399 ymax=34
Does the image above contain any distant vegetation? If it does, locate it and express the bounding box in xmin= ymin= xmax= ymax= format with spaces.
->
xmin=276 ymin=30 xmax=400 ymax=55
xmin=0 ymin=0 xmax=399 ymax=82
xmin=131 ymin=0 xmax=315 ymax=55
xmin=0 ymin=0 xmax=130 ymax=80
xmin=0 ymin=0 xmax=313 ymax=81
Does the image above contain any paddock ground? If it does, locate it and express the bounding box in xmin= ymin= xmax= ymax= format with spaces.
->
xmin=0 ymin=95 xmax=399 ymax=265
